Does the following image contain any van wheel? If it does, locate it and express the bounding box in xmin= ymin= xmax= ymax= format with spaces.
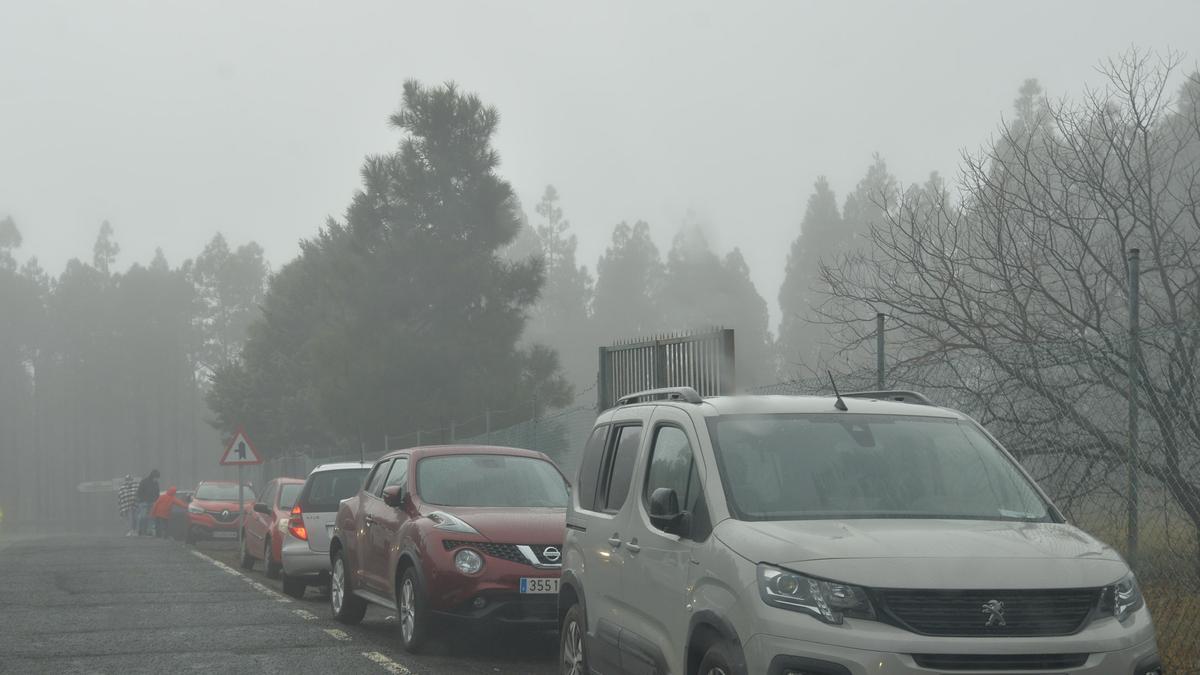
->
xmin=397 ymin=567 xmax=431 ymax=653
xmin=559 ymin=603 xmax=588 ymax=675
xmin=239 ymin=533 xmax=255 ymax=569
xmin=282 ymin=574 xmax=306 ymax=599
xmin=698 ymin=640 xmax=738 ymax=675
xmin=264 ymin=538 xmax=281 ymax=579
xmin=330 ymin=550 xmax=366 ymax=624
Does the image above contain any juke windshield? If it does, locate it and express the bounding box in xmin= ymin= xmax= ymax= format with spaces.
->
xmin=709 ymin=414 xmax=1054 ymax=522
xmin=418 ymin=454 xmax=568 ymax=508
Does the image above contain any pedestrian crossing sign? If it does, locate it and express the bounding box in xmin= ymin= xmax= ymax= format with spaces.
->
xmin=220 ymin=429 xmax=263 ymax=465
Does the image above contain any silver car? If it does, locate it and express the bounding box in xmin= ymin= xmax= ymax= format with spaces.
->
xmin=280 ymin=461 xmax=371 ymax=598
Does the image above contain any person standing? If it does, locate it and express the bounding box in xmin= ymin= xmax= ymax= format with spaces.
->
xmin=135 ymin=470 xmax=160 ymax=536
xmin=150 ymin=487 xmax=186 ymax=539
xmin=118 ymin=475 xmax=138 ymax=536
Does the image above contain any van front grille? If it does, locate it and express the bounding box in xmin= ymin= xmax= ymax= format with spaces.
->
xmin=878 ymin=588 xmax=1100 ymax=637
xmin=912 ymin=653 xmax=1089 ymax=670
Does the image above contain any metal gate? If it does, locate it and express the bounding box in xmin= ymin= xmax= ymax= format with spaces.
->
xmin=597 ymin=328 xmax=735 ymax=409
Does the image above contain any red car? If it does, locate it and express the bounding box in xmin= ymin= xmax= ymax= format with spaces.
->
xmin=186 ymin=480 xmax=255 ymax=544
xmin=329 ymin=445 xmax=569 ymax=653
xmin=240 ymin=477 xmax=305 ymax=578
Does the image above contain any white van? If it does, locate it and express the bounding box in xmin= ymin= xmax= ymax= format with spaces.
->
xmin=558 ymin=388 xmax=1160 ymax=675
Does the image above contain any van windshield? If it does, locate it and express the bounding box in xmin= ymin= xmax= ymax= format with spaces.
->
xmin=709 ymin=414 xmax=1053 ymax=522
xmin=418 ymin=455 xmax=568 ymax=508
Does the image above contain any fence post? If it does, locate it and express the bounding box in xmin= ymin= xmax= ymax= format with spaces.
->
xmin=485 ymin=409 xmax=492 ymax=443
xmin=450 ymin=420 xmax=456 ymax=443
xmin=416 ymin=429 xmax=423 ymax=446
xmin=1127 ymin=248 xmax=1140 ymax=569
xmin=876 ymin=313 xmax=886 ymax=389
xmin=654 ymin=338 xmax=668 ymax=390
xmin=719 ymin=328 xmax=736 ymax=395
xmin=383 ymin=434 xmax=388 ymax=454
xmin=597 ymin=347 xmax=609 ymax=411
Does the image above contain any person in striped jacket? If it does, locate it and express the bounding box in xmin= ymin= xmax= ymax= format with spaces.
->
xmin=118 ymin=475 xmax=138 ymax=536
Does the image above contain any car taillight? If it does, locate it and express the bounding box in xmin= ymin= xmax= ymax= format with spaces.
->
xmin=288 ymin=504 xmax=307 ymax=541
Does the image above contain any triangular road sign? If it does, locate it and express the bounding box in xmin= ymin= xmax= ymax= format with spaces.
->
xmin=220 ymin=429 xmax=263 ymax=465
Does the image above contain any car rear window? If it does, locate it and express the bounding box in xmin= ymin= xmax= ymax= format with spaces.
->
xmin=298 ymin=468 xmax=369 ymax=513
xmin=278 ymin=483 xmax=303 ymax=509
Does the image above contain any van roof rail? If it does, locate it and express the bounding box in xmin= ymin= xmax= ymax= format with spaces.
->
xmin=616 ymin=387 xmax=703 ymax=406
xmin=841 ymin=390 xmax=935 ymax=406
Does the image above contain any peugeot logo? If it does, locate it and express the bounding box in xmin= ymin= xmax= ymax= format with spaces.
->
xmin=542 ymin=546 xmax=561 ymax=563
xmin=982 ymin=599 xmax=1007 ymax=627
xmin=221 ymin=510 xmax=231 ymax=519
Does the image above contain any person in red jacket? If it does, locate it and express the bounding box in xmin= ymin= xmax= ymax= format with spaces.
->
xmin=150 ymin=487 xmax=187 ymax=539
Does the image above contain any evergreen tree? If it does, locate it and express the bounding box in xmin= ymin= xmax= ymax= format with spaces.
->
xmin=190 ymin=233 xmax=269 ymax=377
xmin=593 ymin=221 xmax=662 ymax=342
xmin=208 ymin=81 xmax=570 ymax=453
xmin=777 ymin=177 xmax=842 ymax=371
xmin=525 ymin=185 xmax=595 ymax=391
xmin=92 ymin=220 xmax=120 ymax=275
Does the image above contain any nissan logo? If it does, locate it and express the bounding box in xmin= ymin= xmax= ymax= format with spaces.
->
xmin=542 ymin=546 xmax=561 ymax=563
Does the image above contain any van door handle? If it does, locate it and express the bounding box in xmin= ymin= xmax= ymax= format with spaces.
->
xmin=607 ymin=536 xmax=622 ymax=548
xmin=625 ymin=540 xmax=641 ymax=554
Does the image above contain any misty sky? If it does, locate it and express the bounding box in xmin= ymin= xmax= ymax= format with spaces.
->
xmin=3 ymin=1 xmax=1198 ymax=328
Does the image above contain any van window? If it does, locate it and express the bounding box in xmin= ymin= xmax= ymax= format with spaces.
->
xmin=644 ymin=426 xmax=704 ymax=528
xmin=576 ymin=425 xmax=609 ymax=511
xmin=601 ymin=425 xmax=642 ymax=513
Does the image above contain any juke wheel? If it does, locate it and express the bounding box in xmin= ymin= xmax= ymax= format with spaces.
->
xmin=397 ymin=567 xmax=430 ymax=653
xmin=330 ymin=551 xmax=366 ymax=625
xmin=559 ymin=603 xmax=588 ymax=675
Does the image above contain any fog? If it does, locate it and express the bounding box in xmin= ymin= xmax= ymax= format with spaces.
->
xmin=4 ymin=1 xmax=1197 ymax=329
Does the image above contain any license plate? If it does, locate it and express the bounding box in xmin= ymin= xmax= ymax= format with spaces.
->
xmin=520 ymin=577 xmax=558 ymax=594
xmin=213 ymin=531 xmax=237 ymax=539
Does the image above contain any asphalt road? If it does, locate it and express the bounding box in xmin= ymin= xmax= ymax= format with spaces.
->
xmin=0 ymin=533 xmax=558 ymax=674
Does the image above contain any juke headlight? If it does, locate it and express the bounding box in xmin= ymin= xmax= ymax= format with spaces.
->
xmin=757 ymin=564 xmax=876 ymax=624
xmin=454 ymin=548 xmax=484 ymax=575
xmin=1103 ymin=572 xmax=1145 ymax=622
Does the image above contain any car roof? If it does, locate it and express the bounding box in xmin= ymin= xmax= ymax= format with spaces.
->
xmin=273 ymin=477 xmax=306 ymax=484
xmin=609 ymin=394 xmax=964 ymax=420
xmin=197 ymin=480 xmax=249 ymax=486
xmin=309 ymin=461 xmax=373 ymax=473
xmin=381 ymin=444 xmax=551 ymax=462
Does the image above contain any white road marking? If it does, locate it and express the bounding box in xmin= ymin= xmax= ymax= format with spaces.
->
xmin=189 ymin=549 xmax=291 ymax=603
xmin=323 ymin=628 xmax=352 ymax=641
xmin=293 ymin=608 xmax=319 ymax=621
xmin=362 ymin=652 xmax=412 ymax=674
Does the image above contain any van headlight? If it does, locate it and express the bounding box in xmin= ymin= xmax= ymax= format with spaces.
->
xmin=757 ymin=564 xmax=875 ymax=624
xmin=1103 ymin=572 xmax=1144 ymax=622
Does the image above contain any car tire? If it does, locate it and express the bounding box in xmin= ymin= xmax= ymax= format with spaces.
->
xmin=698 ymin=640 xmax=739 ymax=675
xmin=559 ymin=603 xmax=588 ymax=675
xmin=282 ymin=574 xmax=306 ymax=599
xmin=239 ymin=533 xmax=255 ymax=570
xmin=330 ymin=550 xmax=367 ymax=625
xmin=264 ymin=538 xmax=281 ymax=579
xmin=396 ymin=566 xmax=431 ymax=654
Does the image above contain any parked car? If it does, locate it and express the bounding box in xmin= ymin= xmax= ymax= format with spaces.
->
xmin=279 ymin=462 xmax=371 ymax=599
xmin=329 ymin=445 xmax=569 ymax=653
xmin=186 ymin=481 xmax=255 ymax=544
xmin=559 ymin=388 xmax=1161 ymax=675
xmin=241 ymin=477 xmax=305 ymax=578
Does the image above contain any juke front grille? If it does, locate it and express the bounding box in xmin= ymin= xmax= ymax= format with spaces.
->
xmin=442 ymin=540 xmax=560 ymax=566
xmin=878 ymin=588 xmax=1101 ymax=637
xmin=443 ymin=540 xmax=527 ymax=565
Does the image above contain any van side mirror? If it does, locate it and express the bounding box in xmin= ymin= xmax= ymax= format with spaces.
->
xmin=648 ymin=487 xmax=685 ymax=534
xmin=382 ymin=485 xmax=406 ymax=508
